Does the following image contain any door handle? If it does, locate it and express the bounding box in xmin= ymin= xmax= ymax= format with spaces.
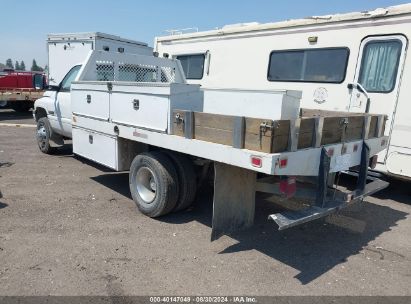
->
xmin=132 ymin=99 xmax=139 ymax=110
xmin=347 ymin=83 xmax=371 ymax=113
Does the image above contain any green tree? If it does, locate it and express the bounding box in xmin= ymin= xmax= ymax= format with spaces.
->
xmin=5 ymin=59 xmax=13 ymax=69
xmin=20 ymin=61 xmax=26 ymax=71
xmin=31 ymin=59 xmax=43 ymax=72
xmin=15 ymin=61 xmax=20 ymax=70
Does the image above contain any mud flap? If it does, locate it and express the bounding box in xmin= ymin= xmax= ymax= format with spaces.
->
xmin=211 ymin=162 xmax=257 ymax=241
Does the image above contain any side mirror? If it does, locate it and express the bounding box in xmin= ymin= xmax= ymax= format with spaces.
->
xmin=47 ymin=85 xmax=60 ymax=91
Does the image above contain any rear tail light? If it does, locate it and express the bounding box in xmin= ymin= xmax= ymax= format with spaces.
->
xmin=279 ymin=158 xmax=288 ymax=168
xmin=251 ymin=156 xmax=262 ymax=168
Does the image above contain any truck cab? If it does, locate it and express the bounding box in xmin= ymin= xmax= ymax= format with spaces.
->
xmin=33 ymin=64 xmax=82 ymax=152
xmin=33 ymin=32 xmax=154 ymax=153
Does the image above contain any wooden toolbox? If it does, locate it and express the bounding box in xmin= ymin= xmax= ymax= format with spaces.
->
xmin=172 ymin=108 xmax=387 ymax=154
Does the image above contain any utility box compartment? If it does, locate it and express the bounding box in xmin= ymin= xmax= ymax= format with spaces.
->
xmin=110 ymin=89 xmax=170 ymax=132
xmin=102 ymin=82 xmax=202 ymax=133
xmin=71 ymin=83 xmax=110 ymax=120
xmin=202 ymin=88 xmax=301 ymax=120
xmin=72 ymin=127 xmax=119 ymax=170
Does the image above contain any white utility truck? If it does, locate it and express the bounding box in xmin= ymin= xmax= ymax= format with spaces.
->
xmin=155 ymin=3 xmax=411 ymax=181
xmin=47 ymin=32 xmax=152 ymax=85
xmin=33 ymin=50 xmax=389 ymax=240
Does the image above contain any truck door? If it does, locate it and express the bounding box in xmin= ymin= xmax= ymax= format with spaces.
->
xmin=54 ymin=65 xmax=82 ymax=137
xmin=349 ymin=35 xmax=407 ymax=161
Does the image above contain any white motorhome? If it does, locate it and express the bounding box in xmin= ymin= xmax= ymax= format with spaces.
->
xmin=47 ymin=32 xmax=153 ymax=85
xmin=155 ymin=4 xmax=411 ymax=180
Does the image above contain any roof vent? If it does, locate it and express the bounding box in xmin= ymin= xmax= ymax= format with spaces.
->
xmin=363 ymin=8 xmax=388 ymax=17
xmin=164 ymin=28 xmax=198 ymax=36
xmin=222 ymin=22 xmax=259 ymax=29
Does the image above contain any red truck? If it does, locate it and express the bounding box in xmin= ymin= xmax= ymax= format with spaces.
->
xmin=0 ymin=69 xmax=47 ymax=112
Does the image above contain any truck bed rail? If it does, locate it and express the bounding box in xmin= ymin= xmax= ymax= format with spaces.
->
xmin=172 ymin=109 xmax=387 ymax=155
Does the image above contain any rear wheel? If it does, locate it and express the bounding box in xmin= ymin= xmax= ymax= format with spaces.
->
xmin=129 ymin=151 xmax=179 ymax=217
xmin=36 ymin=117 xmax=54 ymax=154
xmin=164 ymin=151 xmax=197 ymax=211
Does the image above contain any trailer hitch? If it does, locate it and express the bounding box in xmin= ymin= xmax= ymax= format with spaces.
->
xmin=268 ymin=142 xmax=388 ymax=230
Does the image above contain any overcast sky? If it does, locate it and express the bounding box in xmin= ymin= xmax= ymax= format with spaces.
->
xmin=1 ymin=0 xmax=409 ymax=68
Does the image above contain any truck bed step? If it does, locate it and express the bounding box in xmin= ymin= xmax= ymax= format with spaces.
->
xmin=269 ymin=205 xmax=340 ymax=230
xmin=269 ymin=177 xmax=389 ymax=230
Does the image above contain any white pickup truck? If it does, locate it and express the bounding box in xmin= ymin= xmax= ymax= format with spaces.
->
xmin=34 ymin=32 xmax=153 ymax=148
xmin=33 ymin=50 xmax=389 ymax=240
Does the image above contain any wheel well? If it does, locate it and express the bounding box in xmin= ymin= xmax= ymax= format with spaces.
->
xmin=34 ymin=107 xmax=47 ymax=121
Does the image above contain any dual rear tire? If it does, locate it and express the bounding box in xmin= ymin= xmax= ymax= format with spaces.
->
xmin=129 ymin=151 xmax=197 ymax=217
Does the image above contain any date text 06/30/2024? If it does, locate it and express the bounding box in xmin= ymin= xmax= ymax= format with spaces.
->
xmin=149 ymin=296 xmax=257 ymax=303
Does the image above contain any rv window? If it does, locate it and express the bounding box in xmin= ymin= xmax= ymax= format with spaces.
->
xmin=358 ymin=40 xmax=402 ymax=93
xmin=176 ymin=54 xmax=205 ymax=79
xmin=268 ymin=48 xmax=349 ymax=83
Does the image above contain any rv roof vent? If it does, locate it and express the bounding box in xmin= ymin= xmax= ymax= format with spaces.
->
xmin=222 ymin=22 xmax=259 ymax=29
xmin=363 ymin=8 xmax=388 ymax=17
xmin=307 ymin=15 xmax=332 ymax=20
xmin=165 ymin=28 xmax=199 ymax=35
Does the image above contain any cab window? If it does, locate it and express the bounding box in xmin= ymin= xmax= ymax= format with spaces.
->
xmin=33 ymin=74 xmax=45 ymax=90
xmin=60 ymin=65 xmax=81 ymax=92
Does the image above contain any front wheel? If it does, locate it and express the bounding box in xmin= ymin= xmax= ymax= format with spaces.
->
xmin=129 ymin=151 xmax=179 ymax=217
xmin=36 ymin=117 xmax=54 ymax=154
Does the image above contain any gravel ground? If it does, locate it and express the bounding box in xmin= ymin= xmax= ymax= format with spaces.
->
xmin=0 ymin=109 xmax=410 ymax=296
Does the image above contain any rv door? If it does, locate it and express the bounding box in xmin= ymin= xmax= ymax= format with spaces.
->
xmin=349 ymin=35 xmax=407 ymax=160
